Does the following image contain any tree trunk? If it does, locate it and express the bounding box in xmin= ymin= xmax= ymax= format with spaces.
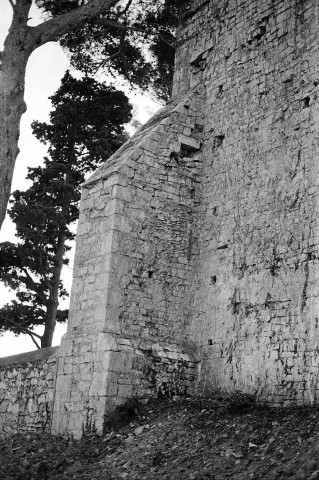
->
xmin=41 ymin=158 xmax=76 ymax=348
xmin=0 ymin=0 xmax=120 ymax=231
xmin=41 ymin=165 xmax=74 ymax=349
xmin=41 ymin=230 xmax=66 ymax=348
xmin=0 ymin=0 xmax=34 ymax=229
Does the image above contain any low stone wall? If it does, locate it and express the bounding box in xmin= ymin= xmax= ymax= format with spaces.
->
xmin=0 ymin=347 xmax=58 ymax=435
xmin=109 ymin=339 xmax=198 ymax=402
xmin=135 ymin=342 xmax=198 ymax=399
xmin=53 ymin=334 xmax=198 ymax=438
xmin=0 ymin=342 xmax=196 ymax=438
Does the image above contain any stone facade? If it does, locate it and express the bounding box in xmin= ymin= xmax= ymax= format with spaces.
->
xmin=0 ymin=348 xmax=58 ymax=435
xmin=2 ymin=0 xmax=319 ymax=438
xmin=51 ymin=90 xmax=203 ymax=438
xmin=50 ymin=0 xmax=319 ymax=436
xmin=175 ymin=0 xmax=319 ymax=405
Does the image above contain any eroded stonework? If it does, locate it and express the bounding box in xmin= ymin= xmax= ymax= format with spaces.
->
xmin=50 ymin=0 xmax=319 ymax=436
xmin=0 ymin=348 xmax=58 ymax=435
xmin=51 ymin=90 xmax=203 ymax=438
xmin=175 ymin=0 xmax=319 ymax=405
xmin=2 ymin=0 xmax=319 ymax=439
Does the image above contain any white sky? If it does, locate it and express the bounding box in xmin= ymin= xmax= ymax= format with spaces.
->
xmin=0 ymin=0 xmax=160 ymax=357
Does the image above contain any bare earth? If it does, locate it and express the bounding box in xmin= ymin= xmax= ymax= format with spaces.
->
xmin=1 ymin=394 xmax=319 ymax=480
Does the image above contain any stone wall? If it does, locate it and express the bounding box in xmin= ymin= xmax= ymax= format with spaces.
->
xmin=0 ymin=348 xmax=58 ymax=435
xmin=51 ymin=90 xmax=204 ymax=438
xmin=176 ymin=0 xmax=319 ymax=404
xmin=50 ymin=0 xmax=319 ymax=438
xmin=3 ymin=0 xmax=319 ymax=439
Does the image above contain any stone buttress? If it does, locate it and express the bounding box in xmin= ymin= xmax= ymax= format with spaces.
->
xmin=51 ymin=91 xmax=204 ymax=437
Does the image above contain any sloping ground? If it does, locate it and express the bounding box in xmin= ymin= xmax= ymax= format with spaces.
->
xmin=1 ymin=394 xmax=319 ymax=480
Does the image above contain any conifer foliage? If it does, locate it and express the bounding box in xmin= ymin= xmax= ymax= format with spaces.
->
xmin=0 ymin=72 xmax=132 ymax=348
xmin=38 ymin=0 xmax=183 ymax=101
xmin=0 ymin=0 xmax=183 ymax=230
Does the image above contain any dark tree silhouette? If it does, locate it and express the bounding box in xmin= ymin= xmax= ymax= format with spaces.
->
xmin=0 ymin=0 xmax=182 ymax=230
xmin=0 ymin=72 xmax=132 ymax=348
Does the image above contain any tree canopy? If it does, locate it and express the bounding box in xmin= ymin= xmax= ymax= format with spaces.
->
xmin=44 ymin=0 xmax=182 ymax=101
xmin=0 ymin=0 xmax=183 ymax=231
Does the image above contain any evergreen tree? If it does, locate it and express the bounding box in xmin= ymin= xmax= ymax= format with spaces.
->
xmin=0 ymin=72 xmax=132 ymax=348
xmin=0 ymin=0 xmax=183 ymax=230
xmin=48 ymin=0 xmax=183 ymax=101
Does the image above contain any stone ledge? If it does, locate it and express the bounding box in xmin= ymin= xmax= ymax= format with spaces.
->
xmin=0 ymin=347 xmax=59 ymax=368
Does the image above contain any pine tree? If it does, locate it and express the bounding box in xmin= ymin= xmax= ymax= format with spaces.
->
xmin=0 ymin=71 xmax=132 ymax=348
xmin=0 ymin=0 xmax=183 ymax=230
xmin=49 ymin=0 xmax=183 ymax=101
xmin=0 ymin=0 xmax=120 ymax=230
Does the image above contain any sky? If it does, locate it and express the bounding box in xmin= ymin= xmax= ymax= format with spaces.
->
xmin=0 ymin=0 xmax=160 ymax=357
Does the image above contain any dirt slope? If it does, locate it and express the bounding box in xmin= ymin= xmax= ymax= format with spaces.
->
xmin=1 ymin=394 xmax=319 ymax=480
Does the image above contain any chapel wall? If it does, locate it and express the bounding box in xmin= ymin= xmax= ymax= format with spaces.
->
xmin=51 ymin=91 xmax=204 ymax=438
xmin=4 ymin=0 xmax=319 ymax=441
xmin=177 ymin=0 xmax=319 ymax=403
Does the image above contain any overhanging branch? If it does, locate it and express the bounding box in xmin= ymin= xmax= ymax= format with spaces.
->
xmin=8 ymin=0 xmax=16 ymax=10
xmin=92 ymin=18 xmax=177 ymax=48
xmin=3 ymin=316 xmax=41 ymax=349
xmin=115 ymin=0 xmax=133 ymax=18
xmin=29 ymin=0 xmax=121 ymax=47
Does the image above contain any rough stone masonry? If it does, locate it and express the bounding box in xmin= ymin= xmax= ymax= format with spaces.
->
xmin=2 ymin=0 xmax=319 ymax=438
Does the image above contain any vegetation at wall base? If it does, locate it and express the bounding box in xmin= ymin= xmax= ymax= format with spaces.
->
xmin=1 ymin=392 xmax=319 ymax=479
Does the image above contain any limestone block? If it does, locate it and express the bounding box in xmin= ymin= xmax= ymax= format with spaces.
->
xmin=7 ymin=403 xmax=20 ymax=414
xmin=106 ymin=381 xmax=118 ymax=397
xmin=117 ymin=384 xmax=133 ymax=397
xmin=112 ymin=185 xmax=132 ymax=202
xmin=96 ymin=333 xmax=118 ymax=352
xmin=110 ymin=352 xmax=133 ymax=373
xmin=142 ymin=137 xmax=159 ymax=154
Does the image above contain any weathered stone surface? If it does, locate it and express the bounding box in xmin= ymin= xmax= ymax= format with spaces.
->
xmin=175 ymin=0 xmax=319 ymax=405
xmin=2 ymin=0 xmax=319 ymax=438
xmin=0 ymin=348 xmax=58 ymax=434
xmin=51 ymin=0 xmax=319 ymax=436
xmin=50 ymin=89 xmax=204 ymax=438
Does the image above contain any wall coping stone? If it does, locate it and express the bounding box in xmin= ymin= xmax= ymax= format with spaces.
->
xmin=0 ymin=347 xmax=59 ymax=368
xmin=83 ymin=86 xmax=203 ymax=187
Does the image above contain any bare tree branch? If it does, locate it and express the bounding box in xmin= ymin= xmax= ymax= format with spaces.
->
xmin=8 ymin=0 xmax=16 ymax=10
xmin=92 ymin=18 xmax=177 ymax=48
xmin=28 ymin=334 xmax=41 ymax=350
xmin=29 ymin=0 xmax=121 ymax=47
xmin=3 ymin=316 xmax=41 ymax=349
xmin=116 ymin=0 xmax=133 ymax=19
xmin=20 ymin=267 xmax=47 ymax=304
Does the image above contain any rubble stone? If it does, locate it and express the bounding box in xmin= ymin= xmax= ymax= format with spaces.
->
xmin=0 ymin=348 xmax=58 ymax=434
